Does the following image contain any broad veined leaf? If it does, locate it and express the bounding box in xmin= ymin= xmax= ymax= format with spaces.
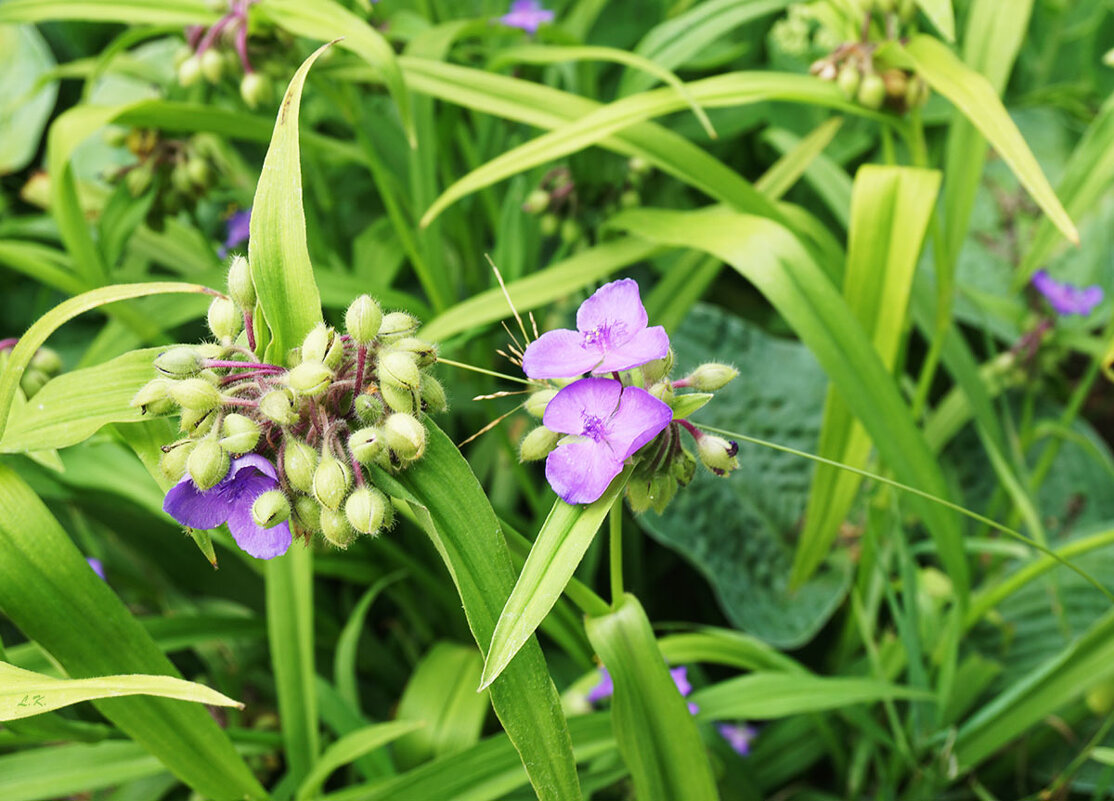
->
xmin=0 ymin=660 xmax=241 ymax=721
xmin=691 ymin=672 xmax=934 ymax=719
xmin=584 ymin=594 xmax=718 ymax=801
xmin=0 ymin=25 xmax=59 ymax=175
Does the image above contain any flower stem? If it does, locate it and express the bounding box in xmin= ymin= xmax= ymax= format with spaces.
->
xmin=204 ymin=359 xmax=281 ymax=371
xmin=608 ymin=496 xmax=624 ymax=605
xmin=244 ymin=310 xmax=257 ymax=353
xmin=355 ymin=345 xmax=367 ymax=393
xmin=677 ymin=418 xmax=702 ymax=441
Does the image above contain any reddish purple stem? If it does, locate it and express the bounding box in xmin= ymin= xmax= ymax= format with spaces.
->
xmin=0 ymin=338 xmax=18 ymax=352
xmin=355 ymin=345 xmax=367 ymax=393
xmin=677 ymin=419 xmax=703 ymax=441
xmin=203 ymin=359 xmax=282 ymax=371
xmin=244 ymin=310 xmax=257 ymax=352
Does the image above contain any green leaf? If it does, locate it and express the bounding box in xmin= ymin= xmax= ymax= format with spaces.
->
xmin=295 ymin=720 xmax=426 ymax=801
xmin=754 ymin=118 xmax=844 ymax=201
xmin=0 ymin=348 xmax=160 ymax=454
xmin=658 ymin=627 xmax=807 ymax=674
xmin=0 ymin=660 xmax=241 ymax=721
xmin=915 ymin=0 xmax=955 ymax=41
xmin=379 ymin=421 xmax=581 ymax=801
xmin=0 ymin=0 xmax=215 ymax=24
xmin=262 ymin=0 xmax=414 ymax=147
xmin=334 ymin=571 xmax=406 ymax=709
xmin=0 ymin=466 xmax=266 ymax=800
xmin=894 ymin=34 xmax=1077 ymax=246
xmin=0 ymin=282 xmax=210 ymax=443
xmin=584 ymin=594 xmax=718 ymax=801
xmin=480 ymin=469 xmax=631 ymax=689
xmin=691 ymin=673 xmax=933 ymax=719
xmin=0 ymin=741 xmax=166 ymax=801
xmin=793 ymin=166 xmax=941 ymax=586
xmin=248 ymin=45 xmax=329 ymax=364
xmin=669 ymin=393 xmax=712 ymax=421
xmin=0 ymin=25 xmax=58 ymax=175
xmin=613 ymin=207 xmax=969 ymax=599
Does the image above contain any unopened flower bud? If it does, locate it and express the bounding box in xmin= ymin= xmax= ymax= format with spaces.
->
xmin=697 ymin=436 xmax=739 ymax=477
xmin=200 ymin=48 xmax=225 ymax=83
xmin=160 ymin=440 xmax=194 ymax=482
xmin=19 ymin=369 xmax=48 ymax=398
xmin=673 ymin=447 xmax=697 ymax=485
xmin=30 ymin=347 xmax=62 ymax=375
xmin=179 ymin=407 xmax=216 ymax=436
xmin=132 ymin=379 xmax=176 ymax=416
xmin=642 ymin=350 xmax=673 ymax=384
xmin=380 ymin=383 xmax=416 ymax=415
xmin=178 ymin=55 xmax=202 ymax=87
xmin=292 ymin=495 xmax=321 ymax=533
xmin=207 ymin=297 xmax=242 ymax=342
xmin=283 ymin=440 xmax=318 ymax=494
xmin=384 ymin=413 xmax=426 ymax=461
xmin=818 ymin=62 xmax=838 ymax=82
xmin=519 ymin=426 xmax=560 ymax=462
xmin=240 ymin=71 xmax=273 ymax=109
xmin=155 ymin=346 xmax=204 ymax=378
xmin=391 ymin=337 xmax=438 ymax=368
xmin=419 ymin=376 xmax=447 ymax=413
xmin=685 ymin=363 xmax=738 ymax=391
xmin=522 ymin=188 xmax=550 ymax=214
xmin=285 ymin=361 xmax=333 ymax=396
xmin=539 ymin=213 xmax=559 ymax=237
xmin=349 ymin=427 xmax=384 ymax=465
xmin=628 ymin=156 xmax=650 ymax=174
xmin=378 ymin=312 xmax=419 ymax=343
xmin=378 ymin=351 xmax=420 ymax=390
xmin=560 ymin=218 xmax=581 ymax=245
xmin=649 ymin=381 xmax=674 ymax=403
xmin=187 ymin=438 xmax=230 ymax=490
xmin=251 ymin=490 xmax=290 ymax=529
xmin=354 ymin=392 xmax=385 ymax=424
xmin=170 ymin=377 xmax=223 ymax=412
xmin=259 ymin=388 xmax=299 ymax=426
xmin=301 ymin=324 xmax=335 ymax=364
xmin=320 ymin=508 xmax=356 ymax=548
xmin=219 ymin=413 xmax=260 ymax=454
xmin=881 ymin=68 xmax=908 ymax=100
xmin=345 ymin=295 xmax=383 ymax=344
xmin=525 ymin=389 xmax=557 ymax=418
xmin=187 ymin=156 xmax=213 ymax=188
xmin=125 ymin=165 xmax=153 ymax=197
xmin=619 ymin=189 xmax=640 ymax=209
xmin=905 ymin=76 xmax=929 ymax=109
xmin=857 ymin=73 xmax=886 ymax=109
xmin=837 ymin=65 xmax=861 ymax=99
xmin=227 ymin=254 xmax=255 ymax=309
xmin=345 ymin=487 xmax=388 ymax=535
xmin=313 ymin=455 xmax=351 ymax=511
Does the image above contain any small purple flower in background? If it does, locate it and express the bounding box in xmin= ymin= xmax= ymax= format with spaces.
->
xmin=86 ymin=557 xmax=106 ymax=580
xmin=164 ymin=454 xmax=291 ymax=560
xmin=218 ymin=208 xmax=251 ymax=258
xmin=1032 ymin=270 xmax=1104 ymax=316
xmin=542 ymin=377 xmax=671 ymax=504
xmin=499 ymin=0 xmax=554 ymax=34
xmin=588 ymin=666 xmax=697 ymax=713
xmin=718 ymin=722 xmax=758 ymax=756
xmin=522 ymin=279 xmax=669 ymax=379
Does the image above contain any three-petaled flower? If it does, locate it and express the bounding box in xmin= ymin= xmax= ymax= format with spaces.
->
xmin=498 ymin=0 xmax=554 ymax=34
xmin=718 ymin=722 xmax=758 ymax=756
xmin=522 ymin=279 xmax=669 ymax=379
xmin=1032 ymin=270 xmax=1104 ymax=317
xmin=543 ymin=378 xmax=672 ymax=504
xmin=164 ymin=453 xmax=292 ymax=560
xmin=588 ymin=666 xmax=698 ymax=714
xmin=218 ymin=208 xmax=251 ymax=259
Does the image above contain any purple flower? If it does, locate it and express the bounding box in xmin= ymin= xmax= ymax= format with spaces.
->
xmin=86 ymin=557 xmax=106 ymax=580
xmin=542 ymin=378 xmax=671 ymax=504
xmin=163 ymin=454 xmax=291 ymax=560
xmin=1032 ymin=270 xmax=1104 ymax=316
xmin=218 ymin=208 xmax=251 ymax=259
xmin=522 ymin=279 xmax=669 ymax=379
xmin=718 ymin=722 xmax=758 ymax=756
xmin=588 ymin=665 xmax=698 ymax=713
xmin=499 ymin=0 xmax=554 ymax=34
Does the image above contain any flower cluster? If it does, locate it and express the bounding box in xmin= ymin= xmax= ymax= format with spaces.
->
xmin=517 ymin=279 xmax=739 ymax=509
xmin=1032 ymin=270 xmax=1104 ymax=317
xmin=0 ymin=340 xmax=62 ymax=399
xmin=176 ymin=0 xmax=275 ymax=109
xmin=136 ymin=256 xmax=443 ymax=559
xmin=499 ymin=0 xmax=554 ymax=34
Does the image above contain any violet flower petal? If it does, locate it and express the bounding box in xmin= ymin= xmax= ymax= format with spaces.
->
xmin=545 ymin=437 xmax=625 ymax=505
xmin=499 ymin=0 xmax=554 ymax=33
xmin=227 ymin=506 xmax=292 ymax=560
xmin=718 ymin=722 xmax=758 ymax=756
xmin=1032 ymin=269 xmax=1104 ymax=316
xmin=575 ymin=278 xmax=648 ymax=340
xmin=163 ymin=476 xmax=233 ymax=529
xmin=586 ymin=668 xmax=613 ymax=703
xmin=521 ymin=329 xmax=603 ymax=379
xmin=229 ymin=453 xmax=279 ymax=481
xmin=592 ymin=325 xmax=669 ymax=375
xmin=670 ymin=666 xmax=692 ymax=697
xmin=607 ymin=385 xmax=674 ymax=459
xmin=542 ymin=377 xmax=622 ymax=435
xmin=86 ymin=557 xmax=106 ymax=580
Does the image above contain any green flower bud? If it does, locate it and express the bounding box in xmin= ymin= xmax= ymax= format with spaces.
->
xmin=259 ymin=388 xmax=299 ymax=426
xmin=378 ymin=312 xmax=419 ymax=343
xmin=131 ymin=378 xmax=176 ymax=416
xmin=881 ymin=68 xmax=908 ymax=101
xmin=648 ymin=474 xmax=677 ymax=514
xmin=301 ymin=323 xmax=336 ymax=364
xmin=29 ymin=347 xmax=62 ymax=376
xmin=560 ymin=218 xmax=581 ymax=245
xmin=857 ymin=73 xmax=886 ymax=109
xmin=124 ymin=163 xmax=153 ymax=197
xmin=240 ymin=71 xmax=273 ymax=109
xmin=525 ymin=389 xmax=557 ymax=418
xmin=383 ymin=413 xmax=426 ymax=461
xmin=380 ymin=383 xmax=416 ymax=415
xmin=178 ymin=55 xmax=202 ymax=87
xmin=200 ymin=48 xmax=225 ymax=83
xmin=345 ymin=487 xmax=388 ymax=536
xmin=345 ymin=295 xmax=383 ymax=344
xmin=171 ymin=161 xmax=194 ymax=195
xmin=642 ymin=350 xmax=673 ymax=384
xmin=292 ymin=494 xmax=321 ymax=534
xmin=625 ymin=478 xmax=653 ymax=514
xmin=649 ymin=381 xmax=674 ymax=404
xmin=179 ymin=407 xmax=216 ymax=437
xmin=19 ymin=369 xmax=48 ymax=398
xmin=378 ymin=351 xmax=420 ymax=390
xmin=219 ymin=413 xmax=260 ymax=454
xmin=170 ymin=377 xmax=223 ymax=412
xmin=250 ymin=490 xmax=290 ymax=529
xmin=227 ymin=254 xmax=255 ymax=308
xmin=160 ymin=440 xmax=194 ymax=482
xmin=313 ymin=455 xmax=352 ymax=511
xmin=539 ymin=213 xmax=560 ymax=237
xmin=173 ymin=45 xmax=193 ymax=69
xmin=419 ymin=376 xmax=448 ymax=413
xmin=320 ymin=508 xmax=356 ymax=548
xmin=522 ymin=188 xmax=550 ymax=214
xmin=354 ymin=392 xmax=385 ymax=424
xmin=187 ymin=438 xmax=230 ymax=490
xmin=283 ymin=440 xmax=318 ymax=494
xmin=390 ymin=337 xmax=438 ymax=368
xmin=285 ymin=361 xmax=333 ymax=396
xmin=904 ymin=75 xmax=929 ymax=109
xmin=207 ymin=297 xmax=242 ymax=342
xmin=619 ymin=189 xmax=640 ymax=209
xmin=684 ymin=363 xmax=738 ymax=392
xmin=155 ymin=346 xmax=204 ymax=378
xmin=673 ymin=447 xmax=697 ymax=486
xmin=186 ymin=157 xmax=213 ymax=188
xmin=837 ymin=65 xmax=861 ymax=99
xmin=349 ymin=427 xmax=384 ymax=465
xmin=696 ymin=435 xmax=739 ymax=477
xmin=519 ymin=426 xmax=560 ymax=462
